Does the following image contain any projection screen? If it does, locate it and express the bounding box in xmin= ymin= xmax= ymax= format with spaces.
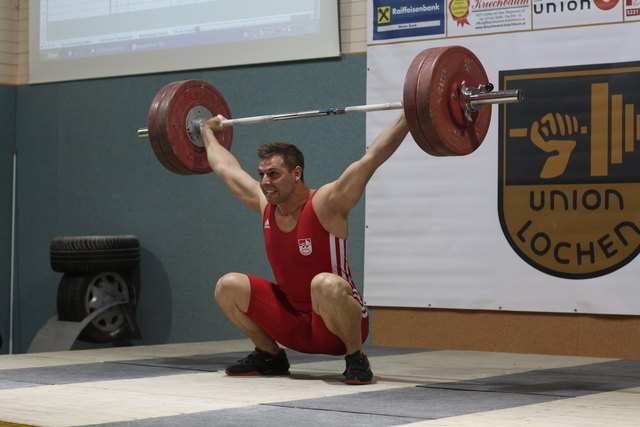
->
xmin=29 ymin=0 xmax=340 ymax=83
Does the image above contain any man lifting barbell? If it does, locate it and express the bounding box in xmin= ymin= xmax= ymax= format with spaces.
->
xmin=200 ymin=111 xmax=408 ymax=385
xmin=137 ymin=45 xmax=523 ymax=384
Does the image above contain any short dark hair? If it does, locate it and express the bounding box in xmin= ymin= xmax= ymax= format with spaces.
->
xmin=257 ymin=142 xmax=305 ymax=182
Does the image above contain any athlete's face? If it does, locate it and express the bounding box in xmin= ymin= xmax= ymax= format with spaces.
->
xmin=258 ymin=155 xmax=300 ymax=204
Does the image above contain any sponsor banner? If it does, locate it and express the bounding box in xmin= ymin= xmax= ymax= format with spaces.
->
xmin=532 ymin=0 xmax=622 ymax=29
xmin=372 ymin=0 xmax=446 ymax=41
xmin=447 ymin=0 xmax=531 ymax=37
xmin=370 ymin=0 xmax=633 ymax=40
xmin=364 ymin=22 xmax=640 ymax=314
xmin=626 ymin=0 xmax=640 ymax=20
xmin=500 ymin=62 xmax=640 ymax=278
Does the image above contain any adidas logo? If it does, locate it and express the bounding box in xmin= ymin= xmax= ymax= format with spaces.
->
xmin=264 ymin=219 xmax=270 ymax=229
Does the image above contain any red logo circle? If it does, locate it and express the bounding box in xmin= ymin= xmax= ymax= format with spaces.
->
xmin=593 ymin=0 xmax=619 ymax=10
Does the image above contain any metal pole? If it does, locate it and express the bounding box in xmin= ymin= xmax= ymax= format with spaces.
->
xmin=9 ymin=151 xmax=17 ymax=354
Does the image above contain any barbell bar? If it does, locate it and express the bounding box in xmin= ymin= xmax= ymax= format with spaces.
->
xmin=137 ymin=86 xmax=521 ymax=139
xmin=137 ymin=46 xmax=524 ymax=175
xmin=137 ymin=101 xmax=404 ymax=140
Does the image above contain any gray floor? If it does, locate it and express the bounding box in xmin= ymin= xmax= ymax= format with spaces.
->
xmin=1 ymin=339 xmax=639 ymax=426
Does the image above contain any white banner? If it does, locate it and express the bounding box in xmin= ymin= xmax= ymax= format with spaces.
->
xmin=364 ymin=0 xmax=640 ymax=314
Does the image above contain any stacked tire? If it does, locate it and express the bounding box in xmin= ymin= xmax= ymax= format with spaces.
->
xmin=50 ymin=235 xmax=140 ymax=343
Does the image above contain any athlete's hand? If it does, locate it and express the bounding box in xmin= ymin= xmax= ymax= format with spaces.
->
xmin=203 ymin=114 xmax=226 ymax=133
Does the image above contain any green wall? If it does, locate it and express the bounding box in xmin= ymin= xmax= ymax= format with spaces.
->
xmin=0 ymin=85 xmax=16 ymax=352
xmin=4 ymin=54 xmax=367 ymax=353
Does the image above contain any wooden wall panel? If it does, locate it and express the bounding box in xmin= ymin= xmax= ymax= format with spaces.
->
xmin=340 ymin=0 xmax=367 ymax=54
xmin=372 ymin=307 xmax=640 ymax=360
xmin=0 ymin=0 xmax=19 ymax=85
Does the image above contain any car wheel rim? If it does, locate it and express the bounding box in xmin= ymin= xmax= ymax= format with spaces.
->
xmin=84 ymin=272 xmax=130 ymax=333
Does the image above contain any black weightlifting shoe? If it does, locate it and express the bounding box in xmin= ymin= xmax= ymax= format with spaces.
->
xmin=343 ymin=350 xmax=373 ymax=385
xmin=225 ymin=348 xmax=290 ymax=376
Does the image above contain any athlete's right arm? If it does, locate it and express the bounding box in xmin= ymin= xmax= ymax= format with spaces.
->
xmin=201 ymin=115 xmax=265 ymax=214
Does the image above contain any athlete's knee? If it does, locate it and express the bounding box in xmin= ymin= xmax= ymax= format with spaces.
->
xmin=214 ymin=272 xmax=250 ymax=305
xmin=310 ymin=273 xmax=351 ymax=304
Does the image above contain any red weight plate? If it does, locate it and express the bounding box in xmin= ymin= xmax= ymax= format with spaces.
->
xmin=156 ymin=80 xmax=233 ymax=174
xmin=402 ymin=49 xmax=446 ymax=156
xmin=418 ymin=46 xmax=490 ymax=156
xmin=155 ymin=80 xmax=233 ymax=174
xmin=147 ymin=82 xmax=187 ymax=174
xmin=403 ymin=49 xmax=444 ymax=156
xmin=416 ymin=47 xmax=463 ymax=156
xmin=153 ymin=82 xmax=201 ymax=175
xmin=407 ymin=46 xmax=491 ymax=156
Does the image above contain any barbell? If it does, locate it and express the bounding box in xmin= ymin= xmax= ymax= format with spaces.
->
xmin=137 ymin=45 xmax=523 ymax=175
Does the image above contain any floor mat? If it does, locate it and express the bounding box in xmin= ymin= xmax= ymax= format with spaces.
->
xmin=110 ymin=345 xmax=426 ymax=372
xmin=267 ymin=385 xmax=562 ymax=420
xmin=0 ymin=345 xmax=427 ymax=390
xmin=86 ymin=404 xmax=426 ymax=427
xmin=418 ymin=359 xmax=640 ymax=397
xmin=0 ymin=362 xmax=191 ymax=389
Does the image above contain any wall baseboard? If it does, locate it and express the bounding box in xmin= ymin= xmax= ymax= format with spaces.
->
xmin=371 ymin=307 xmax=640 ymax=360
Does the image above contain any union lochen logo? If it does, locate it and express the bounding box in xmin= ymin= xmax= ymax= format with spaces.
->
xmin=499 ymin=61 xmax=640 ymax=279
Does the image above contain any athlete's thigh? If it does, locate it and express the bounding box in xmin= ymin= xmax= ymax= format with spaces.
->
xmin=245 ymin=275 xmax=307 ymax=344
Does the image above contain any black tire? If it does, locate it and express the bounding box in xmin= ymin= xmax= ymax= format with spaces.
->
xmin=50 ymin=235 xmax=140 ymax=274
xmin=56 ymin=271 xmax=138 ymax=343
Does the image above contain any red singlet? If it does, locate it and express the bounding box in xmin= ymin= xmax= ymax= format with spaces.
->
xmin=245 ymin=191 xmax=369 ymax=355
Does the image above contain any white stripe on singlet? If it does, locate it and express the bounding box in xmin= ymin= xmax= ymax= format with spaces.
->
xmin=329 ymin=233 xmax=368 ymax=318
xmin=330 ymin=234 xmax=339 ymax=277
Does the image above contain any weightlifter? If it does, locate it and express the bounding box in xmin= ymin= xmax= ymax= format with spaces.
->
xmin=200 ymin=111 xmax=408 ymax=385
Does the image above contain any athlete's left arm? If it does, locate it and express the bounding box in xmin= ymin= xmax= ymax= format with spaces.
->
xmin=315 ymin=112 xmax=409 ymax=220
